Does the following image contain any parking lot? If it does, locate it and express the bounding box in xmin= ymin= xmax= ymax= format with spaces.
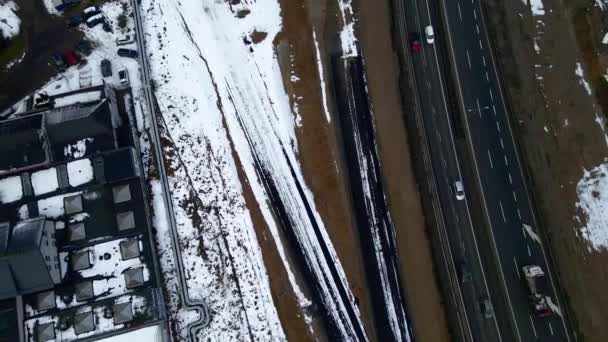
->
xmin=0 ymin=0 xmax=84 ymax=109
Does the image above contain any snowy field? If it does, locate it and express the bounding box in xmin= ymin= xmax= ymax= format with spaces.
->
xmin=139 ymin=0 xmax=368 ymax=339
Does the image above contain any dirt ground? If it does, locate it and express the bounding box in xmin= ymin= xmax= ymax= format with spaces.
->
xmin=353 ymin=0 xmax=453 ymax=341
xmin=482 ymin=0 xmax=608 ymax=340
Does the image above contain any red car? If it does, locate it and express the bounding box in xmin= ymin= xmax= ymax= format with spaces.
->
xmin=64 ymin=49 xmax=80 ymax=65
xmin=409 ymin=32 xmax=422 ymax=52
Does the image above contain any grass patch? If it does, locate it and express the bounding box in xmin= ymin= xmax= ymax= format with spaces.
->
xmin=0 ymin=33 xmax=27 ymax=70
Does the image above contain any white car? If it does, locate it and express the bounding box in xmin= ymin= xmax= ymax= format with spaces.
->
xmin=425 ymin=25 xmax=435 ymax=44
xmin=118 ymin=69 xmax=129 ymax=86
xmin=454 ymin=180 xmax=465 ymax=200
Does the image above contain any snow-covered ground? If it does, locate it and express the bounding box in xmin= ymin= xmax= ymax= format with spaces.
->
xmin=0 ymin=0 xmax=20 ymax=39
xmin=140 ymin=0 xmax=368 ymax=339
xmin=576 ymin=162 xmax=608 ymax=252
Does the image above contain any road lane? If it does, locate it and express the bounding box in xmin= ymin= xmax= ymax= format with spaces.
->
xmin=438 ymin=0 xmax=573 ymax=340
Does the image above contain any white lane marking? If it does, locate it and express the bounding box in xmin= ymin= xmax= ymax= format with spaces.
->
xmin=488 ymin=149 xmax=494 ymax=168
xmin=473 ymin=9 xmax=477 ymax=20
xmin=427 ymin=81 xmax=431 ymax=89
xmin=458 ymin=2 xmax=463 ymax=21
xmin=499 ymin=201 xmax=506 ymax=222
xmin=476 ymin=97 xmax=482 ymax=118
xmin=492 ymin=104 xmax=497 ymax=116
xmin=496 ymin=121 xmax=501 ymax=132
xmin=522 ymin=225 xmax=526 ymax=238
xmin=517 ymin=209 xmax=522 ymax=219
xmin=479 ymin=39 xmax=483 ymax=50
xmin=466 ymin=50 xmax=472 ymax=69
xmin=442 ymin=158 xmax=447 ymax=169
xmin=476 ymin=24 xmax=480 ymax=35
xmin=504 ymin=155 xmax=508 ymax=166
xmin=523 ymin=224 xmax=542 ymax=244
xmin=549 ymin=322 xmax=554 ymax=335
xmin=482 ymin=56 xmax=487 ymax=67
xmin=527 ymin=245 xmax=532 ymax=256
xmin=485 ymin=71 xmax=490 ymax=82
xmin=514 ymin=257 xmax=520 ymax=278
xmin=500 ymin=138 xmax=504 ymax=149
xmin=508 ymin=173 xmax=512 ymax=184
xmin=530 ymin=315 xmax=538 ymax=337
xmin=489 ymin=88 xmax=494 ymax=101
xmin=431 ymin=105 xmax=436 ymax=115
xmin=513 ymin=191 xmax=518 ymax=203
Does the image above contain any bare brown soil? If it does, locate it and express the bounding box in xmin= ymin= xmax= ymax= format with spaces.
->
xmin=482 ymin=0 xmax=608 ymax=340
xmin=353 ymin=0 xmax=452 ymax=341
xmin=273 ymin=0 xmax=380 ymax=338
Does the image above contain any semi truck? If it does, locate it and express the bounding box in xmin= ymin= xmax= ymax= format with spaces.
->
xmin=522 ymin=265 xmax=553 ymax=317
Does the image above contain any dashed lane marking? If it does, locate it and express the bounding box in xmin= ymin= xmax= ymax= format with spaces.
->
xmin=514 ymin=257 xmax=520 ymax=278
xmin=489 ymin=88 xmax=494 ymax=101
xmin=499 ymin=201 xmax=506 ymax=222
xmin=492 ymin=104 xmax=496 ymax=116
xmin=466 ymin=50 xmax=472 ymax=69
xmin=530 ymin=315 xmax=538 ymax=337
xmin=458 ymin=2 xmax=462 ymax=21
xmin=513 ymin=191 xmax=518 ymax=203
xmin=496 ymin=121 xmax=501 ymax=132
xmin=548 ymin=322 xmax=554 ymax=336
xmin=527 ymin=245 xmax=532 ymax=256
xmin=508 ymin=173 xmax=512 ymax=184
xmin=517 ymin=209 xmax=522 ymax=219
xmin=488 ymin=149 xmax=494 ymax=168
xmin=504 ymin=155 xmax=509 ymax=166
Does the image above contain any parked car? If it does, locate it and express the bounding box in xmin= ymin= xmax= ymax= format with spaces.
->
xmin=50 ymin=53 xmax=67 ymax=71
xmin=116 ymin=33 xmax=134 ymax=46
xmin=86 ymin=13 xmax=104 ymax=28
xmin=118 ymin=68 xmax=129 ymax=86
xmin=33 ymin=92 xmax=53 ymax=109
xmin=100 ymin=59 xmax=112 ymax=77
xmin=64 ymin=49 xmax=80 ymax=66
xmin=425 ymin=25 xmax=435 ymax=44
xmin=82 ymin=6 xmax=100 ymax=19
xmin=409 ymin=32 xmax=422 ymax=52
xmin=66 ymin=15 xmax=83 ymax=27
xmin=76 ymin=40 xmax=92 ymax=56
xmin=117 ymin=48 xmax=138 ymax=59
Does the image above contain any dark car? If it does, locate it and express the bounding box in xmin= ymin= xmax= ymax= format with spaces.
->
xmin=409 ymin=32 xmax=422 ymax=52
xmin=66 ymin=15 xmax=83 ymax=27
xmin=50 ymin=53 xmax=67 ymax=71
xmin=100 ymin=59 xmax=112 ymax=77
xmin=82 ymin=6 xmax=100 ymax=20
xmin=86 ymin=13 xmax=104 ymax=28
xmin=64 ymin=49 xmax=80 ymax=66
xmin=117 ymin=48 xmax=138 ymax=59
xmin=76 ymin=40 xmax=92 ymax=56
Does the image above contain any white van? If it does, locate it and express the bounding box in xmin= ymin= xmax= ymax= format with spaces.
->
xmin=425 ymin=25 xmax=435 ymax=44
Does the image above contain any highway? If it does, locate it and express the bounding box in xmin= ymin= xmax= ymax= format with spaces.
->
xmin=437 ymin=0 xmax=573 ymax=340
xmin=392 ymin=0 xmax=502 ymax=341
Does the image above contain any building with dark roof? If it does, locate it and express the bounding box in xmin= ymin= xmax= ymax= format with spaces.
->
xmin=0 ymin=87 xmax=165 ymax=342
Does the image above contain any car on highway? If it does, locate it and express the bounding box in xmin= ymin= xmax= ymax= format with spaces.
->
xmin=425 ymin=25 xmax=435 ymax=44
xmin=100 ymin=59 xmax=112 ymax=77
xmin=117 ymin=48 xmax=138 ymax=59
xmin=457 ymin=260 xmax=472 ymax=283
xmin=479 ymin=296 xmax=494 ymax=319
xmin=454 ymin=180 xmax=465 ymax=200
xmin=409 ymin=32 xmax=422 ymax=52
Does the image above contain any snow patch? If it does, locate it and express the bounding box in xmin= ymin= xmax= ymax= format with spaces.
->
xmin=575 ymin=62 xmax=592 ymax=95
xmin=0 ymin=1 xmax=20 ymax=39
xmin=337 ymin=0 xmax=358 ymax=57
xmin=0 ymin=176 xmax=23 ymax=203
xmin=530 ymin=0 xmax=545 ymax=16
xmin=576 ymin=162 xmax=608 ymax=252
xmin=313 ymin=30 xmax=331 ymax=123
xmin=67 ymin=158 xmax=94 ymax=187
xmin=31 ymin=168 xmax=59 ymax=196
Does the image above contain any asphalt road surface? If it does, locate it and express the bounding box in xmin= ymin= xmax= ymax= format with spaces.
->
xmin=437 ymin=0 xmax=574 ymax=340
xmin=393 ymin=0 xmax=503 ymax=340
